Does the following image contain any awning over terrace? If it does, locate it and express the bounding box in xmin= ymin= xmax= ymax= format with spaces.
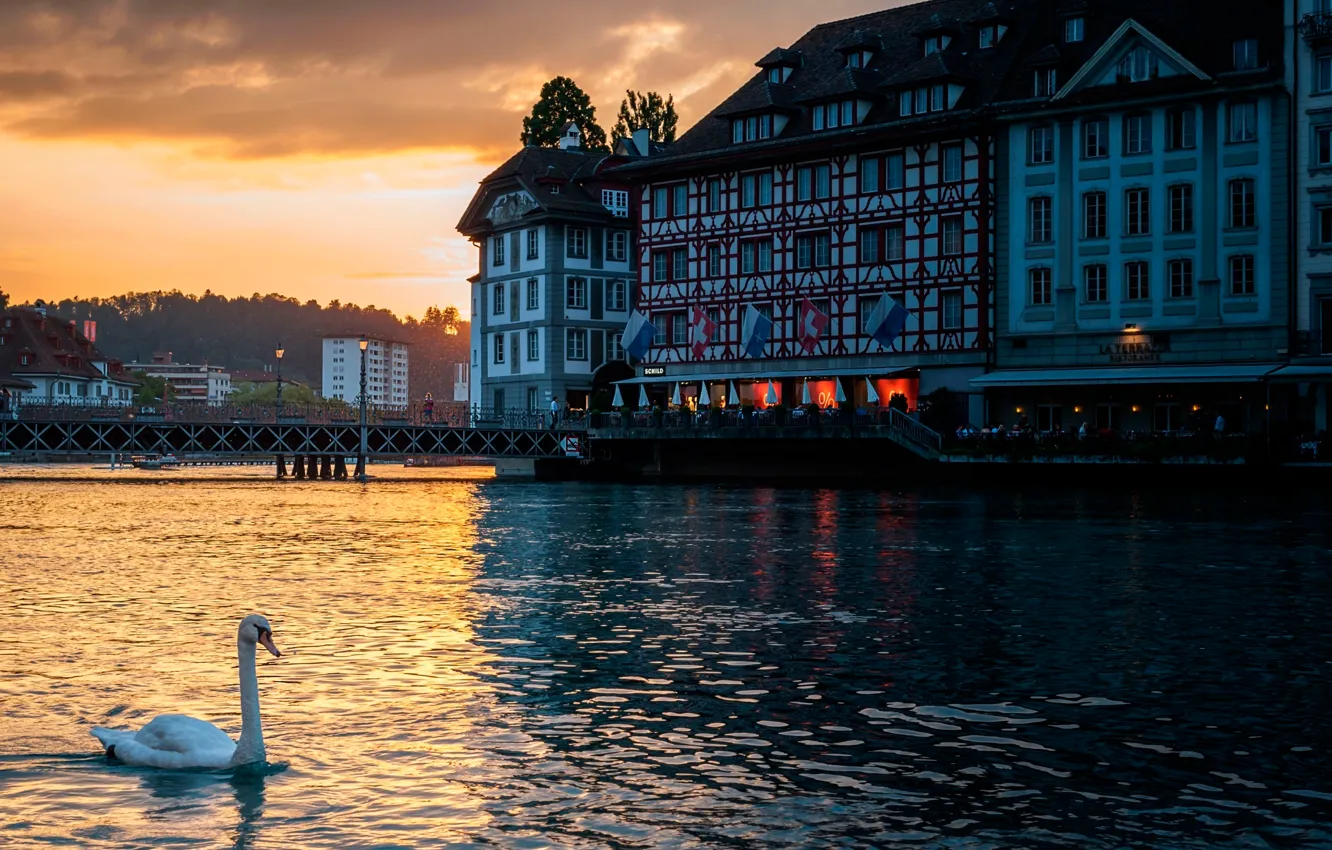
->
xmin=968 ymin=364 xmax=1282 ymax=388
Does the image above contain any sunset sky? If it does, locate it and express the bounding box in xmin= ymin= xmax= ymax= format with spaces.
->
xmin=0 ymin=0 xmax=898 ymax=320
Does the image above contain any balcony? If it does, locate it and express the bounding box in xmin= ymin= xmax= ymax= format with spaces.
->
xmin=1299 ymin=11 xmax=1332 ymax=45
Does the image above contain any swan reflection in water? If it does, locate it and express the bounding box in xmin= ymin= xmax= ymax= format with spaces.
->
xmin=133 ymin=762 xmax=283 ymax=850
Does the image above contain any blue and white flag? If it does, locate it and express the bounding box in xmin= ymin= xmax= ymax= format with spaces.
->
xmin=741 ymin=304 xmax=773 ymax=358
xmin=623 ymin=310 xmax=656 ymax=360
xmin=866 ymin=293 xmax=910 ymax=350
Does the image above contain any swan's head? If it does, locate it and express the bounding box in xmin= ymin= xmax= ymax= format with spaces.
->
xmin=239 ymin=614 xmax=281 ymax=658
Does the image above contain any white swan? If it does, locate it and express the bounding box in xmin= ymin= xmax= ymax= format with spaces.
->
xmin=92 ymin=614 xmax=281 ymax=769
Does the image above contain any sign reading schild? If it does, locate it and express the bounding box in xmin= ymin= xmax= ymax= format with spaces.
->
xmin=642 ymin=366 xmax=666 ymax=377
xmin=1099 ymin=335 xmax=1172 ymax=364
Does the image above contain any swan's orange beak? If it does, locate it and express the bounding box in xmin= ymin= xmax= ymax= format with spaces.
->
xmin=259 ymin=632 xmax=281 ymax=658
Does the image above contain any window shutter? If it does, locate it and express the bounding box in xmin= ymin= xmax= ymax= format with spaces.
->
xmin=590 ymin=330 xmax=605 ymax=370
xmin=591 ymin=278 xmax=604 ymax=320
xmin=509 ymin=231 xmax=520 ymax=273
xmin=591 ymin=227 xmax=604 ymax=268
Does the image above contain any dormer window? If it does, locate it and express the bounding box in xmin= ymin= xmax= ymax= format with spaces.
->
xmin=1064 ymin=17 xmax=1084 ymax=44
xmin=978 ymin=26 xmax=995 ymax=49
xmin=813 ymin=100 xmax=859 ymax=131
xmin=848 ymin=52 xmax=862 ymax=69
xmin=1120 ymin=46 xmax=1157 ymax=82
xmin=731 ymin=114 xmax=774 ymax=144
xmin=899 ymin=84 xmax=947 ymax=117
xmin=602 ymin=189 xmax=629 ymax=218
xmin=924 ymin=36 xmax=941 ymax=56
xmin=1233 ymin=38 xmax=1258 ymax=71
xmin=1034 ymin=68 xmax=1057 ymax=97
xmin=767 ymin=67 xmax=783 ymax=83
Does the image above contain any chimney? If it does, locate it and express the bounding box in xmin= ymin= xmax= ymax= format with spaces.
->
xmin=82 ymin=320 xmax=97 ymax=343
xmin=559 ymin=122 xmax=582 ymax=151
xmin=34 ymin=300 xmax=47 ymax=318
xmin=152 ymin=350 xmax=172 ymax=365
xmin=633 ymin=127 xmax=651 ymax=157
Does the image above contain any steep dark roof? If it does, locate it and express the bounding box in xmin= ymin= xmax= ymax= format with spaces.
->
xmin=458 ymin=146 xmax=631 ymax=235
xmin=0 ymin=307 xmax=133 ymax=383
xmin=834 ymin=28 xmax=883 ymax=53
xmin=992 ymin=0 xmax=1284 ymax=106
xmin=756 ymin=47 xmax=803 ymax=68
xmin=626 ymin=0 xmax=1032 ymax=166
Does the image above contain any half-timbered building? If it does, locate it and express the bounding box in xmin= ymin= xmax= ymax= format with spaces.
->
xmin=612 ymin=0 xmax=1031 ymax=421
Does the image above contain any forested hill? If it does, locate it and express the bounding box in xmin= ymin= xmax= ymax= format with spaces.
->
xmin=41 ymin=291 xmax=469 ymax=400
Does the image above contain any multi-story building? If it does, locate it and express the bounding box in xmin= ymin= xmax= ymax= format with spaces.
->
xmin=125 ymin=352 xmax=231 ymax=402
xmin=978 ymin=0 xmax=1288 ymax=434
xmin=322 ymin=335 xmax=409 ymax=406
xmin=458 ymin=123 xmax=638 ymax=413
xmin=1288 ymin=0 xmax=1332 ymax=433
xmin=612 ymin=1 xmax=1031 ymax=422
xmin=0 ymin=305 xmax=136 ymax=405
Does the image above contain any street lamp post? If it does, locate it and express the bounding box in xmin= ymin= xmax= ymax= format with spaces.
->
xmin=355 ymin=335 xmax=369 ymax=481
xmin=274 ymin=343 xmax=285 ymax=415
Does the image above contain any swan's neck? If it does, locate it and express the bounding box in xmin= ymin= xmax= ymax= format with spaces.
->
xmin=230 ymin=640 xmax=265 ymax=766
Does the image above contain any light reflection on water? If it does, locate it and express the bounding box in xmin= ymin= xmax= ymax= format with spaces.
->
xmin=1 ymin=465 xmax=1331 ymax=848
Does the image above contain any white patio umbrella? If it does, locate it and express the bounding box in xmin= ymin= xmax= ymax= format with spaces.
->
xmin=835 ymin=378 xmax=847 ymax=404
xmin=865 ymin=377 xmax=880 ymax=406
xmin=728 ymin=382 xmax=740 ymax=406
xmin=671 ymin=383 xmax=681 ymax=406
xmin=801 ymin=380 xmax=812 ymax=405
xmin=638 ymin=385 xmax=649 ymax=408
xmin=612 ymin=384 xmax=624 ymax=407
xmin=764 ymin=380 xmax=778 ymax=405
xmin=699 ymin=383 xmax=711 ymax=407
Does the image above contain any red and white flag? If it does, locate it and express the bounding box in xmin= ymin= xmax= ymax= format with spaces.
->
xmin=798 ymin=297 xmax=829 ymax=353
xmin=690 ymin=306 xmax=717 ymax=359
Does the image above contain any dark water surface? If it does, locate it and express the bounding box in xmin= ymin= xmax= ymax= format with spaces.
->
xmin=1 ymin=465 xmax=1330 ymax=848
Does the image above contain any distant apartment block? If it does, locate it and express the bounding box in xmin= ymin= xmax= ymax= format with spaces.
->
xmin=322 ymin=335 xmax=409 ymax=406
xmin=125 ymin=351 xmax=232 ymax=402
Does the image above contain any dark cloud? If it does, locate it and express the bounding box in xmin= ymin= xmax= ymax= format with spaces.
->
xmin=0 ymin=0 xmax=894 ymax=158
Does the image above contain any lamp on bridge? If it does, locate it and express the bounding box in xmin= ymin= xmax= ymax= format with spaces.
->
xmin=274 ymin=343 xmax=285 ymax=410
xmin=355 ymin=335 xmax=369 ymax=482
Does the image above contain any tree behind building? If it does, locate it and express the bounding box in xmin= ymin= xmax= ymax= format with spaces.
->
xmin=612 ymin=90 xmax=679 ymax=144
xmin=520 ymin=77 xmax=609 ymax=151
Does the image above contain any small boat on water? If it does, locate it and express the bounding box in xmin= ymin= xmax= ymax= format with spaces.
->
xmin=132 ymin=454 xmax=181 ymax=470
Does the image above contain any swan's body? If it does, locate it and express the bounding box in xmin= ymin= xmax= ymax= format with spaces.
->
xmin=92 ymin=614 xmax=280 ymax=770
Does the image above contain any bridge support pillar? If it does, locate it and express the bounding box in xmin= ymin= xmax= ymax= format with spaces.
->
xmin=354 ymin=455 xmax=366 ymax=480
xmin=319 ymin=455 xmax=333 ymax=479
xmin=334 ymin=456 xmax=348 ymax=480
xmin=293 ymin=455 xmax=306 ymax=479
xmin=275 ymin=454 xmax=287 ymax=479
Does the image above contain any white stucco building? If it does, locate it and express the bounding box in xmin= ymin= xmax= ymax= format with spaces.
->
xmin=322 ymin=335 xmax=409 ymax=406
xmin=125 ymin=352 xmax=232 ymax=402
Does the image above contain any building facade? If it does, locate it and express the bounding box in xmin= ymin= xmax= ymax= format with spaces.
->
xmin=125 ymin=352 xmax=231 ymax=402
xmin=322 ymin=336 xmax=409 ymax=406
xmin=0 ymin=306 xmax=136 ymax=405
xmin=979 ymin=0 xmax=1288 ymax=434
xmin=458 ymin=125 xmax=638 ymax=412
xmin=613 ymin=1 xmax=1031 ymax=421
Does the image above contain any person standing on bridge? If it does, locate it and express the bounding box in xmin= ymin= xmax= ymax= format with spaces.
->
xmin=550 ymin=396 xmax=559 ymax=429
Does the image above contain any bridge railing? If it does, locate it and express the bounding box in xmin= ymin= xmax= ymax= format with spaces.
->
xmin=592 ymin=406 xmax=942 ymax=450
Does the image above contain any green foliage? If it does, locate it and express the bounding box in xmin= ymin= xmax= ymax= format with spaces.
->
xmin=521 ymin=76 xmax=609 ymax=152
xmin=0 ymin=286 xmax=8 ymax=309
xmin=888 ymin=393 xmax=910 ymax=413
xmin=50 ymin=290 xmax=469 ymax=401
xmin=612 ymin=90 xmax=679 ymax=144
xmin=230 ymin=381 xmax=321 ymax=405
xmin=133 ymin=372 xmax=169 ymax=405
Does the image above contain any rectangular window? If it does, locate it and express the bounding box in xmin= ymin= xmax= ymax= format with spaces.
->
xmin=1126 ymin=261 xmax=1150 ymax=300
xmin=1124 ymin=113 xmax=1152 ymax=154
xmin=979 ymin=26 xmax=995 ymax=49
xmin=1083 ymin=191 xmax=1106 ymax=239
xmin=653 ymin=251 xmax=668 ymax=283
xmin=608 ymin=280 xmax=627 ymax=312
xmin=943 ymin=215 xmax=963 ymax=254
xmin=526 ymin=278 xmax=539 ymax=311
xmin=707 ymin=178 xmax=722 ymax=214
xmin=527 ymin=329 xmax=539 ymax=361
xmin=612 ymin=231 xmax=630 ymax=263
xmin=860 ymin=157 xmax=880 ymax=193
xmin=758 ymin=239 xmax=773 ymax=272
xmin=742 ymin=174 xmax=757 ymax=207
xmin=1229 ymin=255 xmax=1255 ymax=295
xmin=1126 ymin=188 xmax=1150 ymax=235
xmin=492 ymin=283 xmax=505 ymax=315
xmin=758 ymin=172 xmax=773 ymax=205
xmin=1030 ymin=268 xmax=1052 ymax=305
xmin=707 ymin=243 xmax=722 ymax=278
xmin=860 ymin=227 xmax=880 ymax=264
xmin=1033 ymin=68 xmax=1057 ymax=97
xmin=797 ymin=167 xmax=813 ymax=201
xmin=492 ymin=236 xmax=505 ymax=266
xmin=1029 ymin=126 xmax=1054 ymax=165
xmin=841 ymin=100 xmax=854 ymax=127
xmin=567 ymin=329 xmax=587 ymax=361
xmin=1317 ymin=55 xmax=1332 ymax=94
xmin=733 ymin=119 xmax=744 ymax=144
xmin=886 ymin=153 xmax=905 ymax=189
xmin=707 ymin=309 xmax=721 ymax=343
xmin=1084 ymin=117 xmax=1109 ymax=159
xmin=653 ymin=317 xmax=666 ymax=346
xmin=567 ymin=227 xmax=588 ymax=259
xmin=814 ymin=233 xmax=831 ymax=267
xmin=759 ymin=114 xmax=772 ymax=139
xmin=746 ymin=115 xmax=758 ymax=141
xmin=602 ymin=189 xmax=629 ymax=217
xmin=885 ymin=225 xmax=905 ymax=261
xmin=1167 ymin=107 xmax=1196 ymax=151
xmin=1233 ymin=38 xmax=1258 ymax=71
xmin=672 ymin=248 xmax=688 ymax=281
xmin=653 ymin=187 xmax=668 ymax=219
xmin=813 ymin=106 xmax=825 ymax=132
xmin=493 ymin=333 xmax=504 ymax=363
xmin=796 ymin=235 xmax=813 ymax=269
xmin=1319 ymin=206 xmax=1332 ymax=245
xmin=1230 ymin=179 xmax=1255 ymax=228
xmin=1029 ymin=197 xmax=1052 ymax=243
xmin=943 ymin=143 xmax=963 ymax=181
xmin=1168 ymin=184 xmax=1194 ymax=233
xmin=814 ymin=164 xmax=832 ymax=199
xmin=1229 ymin=102 xmax=1258 ymax=143
xmin=527 ymin=229 xmax=539 ymax=260
xmin=740 ymin=241 xmax=756 ymax=274
xmin=1064 ymin=16 xmax=1084 ymax=43
xmin=931 ymin=84 xmax=945 ymax=112
xmin=610 ymin=332 xmax=625 ymax=362
xmin=1317 ymin=126 xmax=1332 ymax=166
xmin=1169 ymin=258 xmax=1194 ymax=298
xmin=672 ymin=184 xmax=688 ymax=216
xmin=671 ymin=313 xmax=688 ymax=345
xmin=942 ymin=291 xmax=962 ymax=330
xmin=1084 ymin=264 xmax=1108 ymax=303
